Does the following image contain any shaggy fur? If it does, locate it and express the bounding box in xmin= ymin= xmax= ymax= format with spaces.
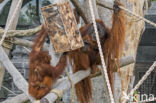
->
xmin=69 ymin=1 xmax=126 ymax=103
xmin=28 ymin=25 xmax=67 ymax=100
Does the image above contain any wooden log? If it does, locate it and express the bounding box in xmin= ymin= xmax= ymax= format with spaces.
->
xmin=83 ymin=0 xmax=99 ymax=23
xmin=97 ymin=0 xmax=113 ymax=28
xmin=2 ymin=93 xmax=28 ymax=103
xmin=119 ymin=56 xmax=135 ymax=67
xmin=70 ymin=0 xmax=89 ymax=24
xmin=90 ymin=56 xmax=135 ymax=78
xmin=0 ymin=55 xmax=134 ymax=103
xmin=118 ymin=0 xmax=145 ymax=102
xmin=1 ymin=78 xmax=67 ymax=103
xmin=5 ymin=0 xmax=23 ymax=30
xmin=96 ymin=1 xmax=145 ymax=102
xmin=113 ymin=73 xmax=122 ymax=103
xmin=40 ymin=69 xmax=91 ymax=103
xmin=127 ymin=76 xmax=135 ymax=102
xmin=0 ymin=46 xmax=33 ymax=101
xmin=0 ymin=0 xmax=23 ymax=89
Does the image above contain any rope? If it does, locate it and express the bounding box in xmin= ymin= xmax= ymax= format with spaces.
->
xmin=0 ymin=0 xmax=22 ymax=45
xmin=88 ymin=0 xmax=115 ymax=103
xmin=51 ymin=89 xmax=63 ymax=99
xmin=122 ymin=61 xmax=156 ymax=103
xmin=119 ymin=6 xmax=156 ymax=27
xmin=33 ymin=100 xmax=40 ymax=103
xmin=96 ymin=0 xmax=156 ymax=28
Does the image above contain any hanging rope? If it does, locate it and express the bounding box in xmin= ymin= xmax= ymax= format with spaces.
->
xmin=122 ymin=61 xmax=156 ymax=103
xmin=88 ymin=0 xmax=115 ymax=103
xmin=0 ymin=0 xmax=23 ymax=45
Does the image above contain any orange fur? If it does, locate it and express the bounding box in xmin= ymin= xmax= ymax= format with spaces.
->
xmin=68 ymin=19 xmax=110 ymax=103
xmin=69 ymin=1 xmax=126 ymax=103
xmin=103 ymin=1 xmax=125 ymax=90
xmin=29 ymin=1 xmax=125 ymax=101
xmin=29 ymin=25 xmax=67 ymax=100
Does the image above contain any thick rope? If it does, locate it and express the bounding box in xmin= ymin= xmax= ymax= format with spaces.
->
xmin=33 ymin=100 xmax=40 ymax=103
xmin=0 ymin=0 xmax=23 ymax=45
xmin=88 ymin=0 xmax=115 ymax=103
xmin=122 ymin=61 xmax=156 ymax=103
xmin=50 ymin=89 xmax=63 ymax=99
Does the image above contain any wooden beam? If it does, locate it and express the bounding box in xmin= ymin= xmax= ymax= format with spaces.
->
xmin=0 ymin=55 xmax=134 ymax=103
xmin=0 ymin=46 xmax=33 ymax=101
xmin=2 ymin=93 xmax=28 ymax=103
xmin=40 ymin=69 xmax=91 ymax=103
xmin=90 ymin=56 xmax=135 ymax=78
xmin=70 ymin=0 xmax=89 ymax=24
xmin=39 ymin=56 xmax=134 ymax=103
xmin=0 ymin=0 xmax=23 ymax=89
xmin=113 ymin=73 xmax=122 ymax=103
xmin=5 ymin=0 xmax=23 ymax=29
xmin=83 ymin=0 xmax=99 ymax=23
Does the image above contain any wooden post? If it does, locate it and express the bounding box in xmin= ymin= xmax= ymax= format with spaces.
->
xmin=5 ymin=0 xmax=23 ymax=29
xmin=0 ymin=0 xmax=23 ymax=89
xmin=83 ymin=0 xmax=99 ymax=23
xmin=113 ymin=73 xmax=122 ymax=103
xmin=0 ymin=0 xmax=33 ymax=102
xmin=1 ymin=93 xmax=28 ymax=103
xmin=119 ymin=0 xmax=145 ymax=102
xmin=0 ymin=46 xmax=33 ymax=101
xmin=0 ymin=62 xmax=5 ymax=89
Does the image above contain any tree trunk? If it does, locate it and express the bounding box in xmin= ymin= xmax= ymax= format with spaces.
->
xmin=97 ymin=0 xmax=145 ymax=102
xmin=119 ymin=0 xmax=145 ymax=102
